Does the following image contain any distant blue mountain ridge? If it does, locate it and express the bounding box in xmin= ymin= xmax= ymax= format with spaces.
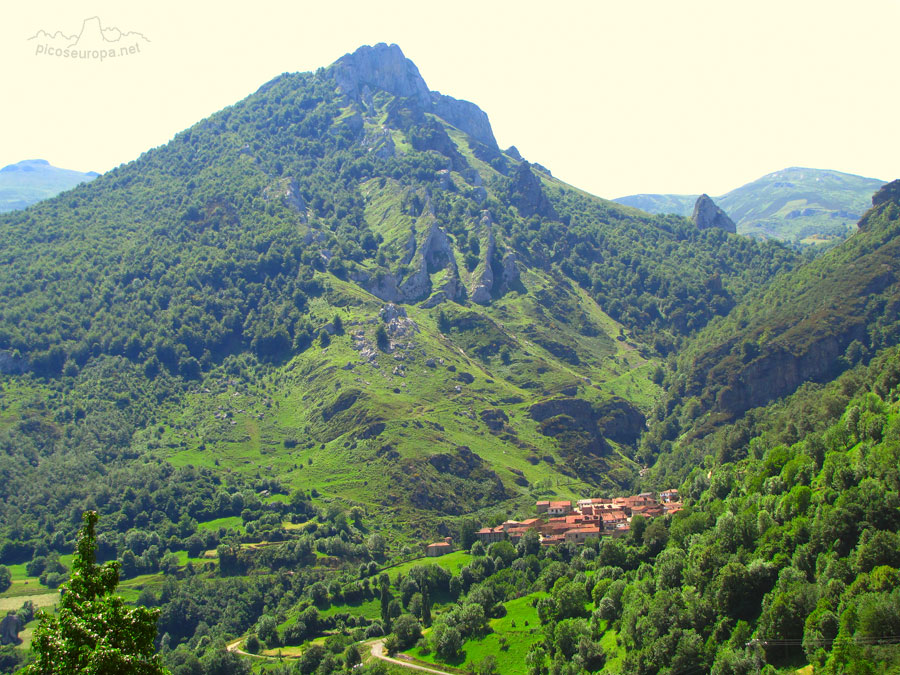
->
xmin=615 ymin=167 xmax=887 ymax=244
xmin=0 ymin=159 xmax=99 ymax=212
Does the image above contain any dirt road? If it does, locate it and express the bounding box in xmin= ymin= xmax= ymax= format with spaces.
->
xmin=368 ymin=640 xmax=457 ymax=675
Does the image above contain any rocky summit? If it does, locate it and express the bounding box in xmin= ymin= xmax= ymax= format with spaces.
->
xmin=690 ymin=193 xmax=736 ymax=233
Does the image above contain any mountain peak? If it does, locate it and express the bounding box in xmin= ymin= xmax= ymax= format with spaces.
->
xmin=332 ymin=43 xmax=431 ymax=108
xmin=330 ymin=44 xmax=498 ymax=150
xmin=1 ymin=159 xmax=50 ymax=172
xmin=691 ymin=193 xmax=736 ymax=233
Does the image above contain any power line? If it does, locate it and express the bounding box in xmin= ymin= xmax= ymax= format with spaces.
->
xmin=747 ymin=635 xmax=900 ymax=647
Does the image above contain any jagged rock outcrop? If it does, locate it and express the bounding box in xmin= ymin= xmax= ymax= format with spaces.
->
xmin=470 ymin=212 xmax=496 ymax=305
xmin=691 ymin=194 xmax=737 ymax=233
xmin=379 ymin=303 xmax=420 ymax=344
xmin=510 ymin=162 xmax=558 ymax=219
xmin=399 ymin=220 xmax=452 ymax=301
xmin=263 ymin=177 xmax=307 ymax=221
xmin=498 ymin=251 xmax=521 ymax=294
xmin=332 ymin=43 xmax=432 ymax=108
xmin=431 ymin=94 xmax=498 ymax=149
xmin=871 ymin=178 xmax=900 ymax=207
xmin=859 ymin=179 xmax=900 ymax=232
xmin=467 ymin=211 xmax=521 ymax=303
xmin=358 ymin=218 xmax=466 ymax=305
xmin=713 ymin=334 xmax=863 ymax=416
xmin=528 ymin=396 xmax=645 ymax=445
xmin=363 ymin=126 xmax=396 ymax=159
xmin=505 ymin=146 xmax=523 ymax=161
xmin=0 ymin=350 xmax=28 ymax=375
xmin=331 ymin=43 xmax=499 ymax=150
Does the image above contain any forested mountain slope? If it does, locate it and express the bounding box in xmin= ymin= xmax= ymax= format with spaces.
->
xmin=0 ymin=43 xmax=796 ymax=548
xmin=654 ymin=180 xmax=900 ymax=444
xmin=4 ymin=43 xmax=866 ymax=675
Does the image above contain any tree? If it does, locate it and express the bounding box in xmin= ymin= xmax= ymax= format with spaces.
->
xmin=380 ymin=574 xmax=393 ymax=633
xmin=421 ymin=583 xmax=432 ymax=627
xmin=392 ymin=613 xmax=422 ymax=649
xmin=474 ymin=654 xmax=498 ymax=675
xmin=0 ymin=565 xmax=10 ymax=593
xmin=431 ymin=623 xmax=462 ymax=661
xmin=298 ymin=643 xmax=325 ymax=674
xmin=244 ymin=634 xmax=260 ymax=654
xmin=375 ymin=325 xmax=389 ymax=351
xmin=23 ymin=511 xmax=169 ymax=674
xmin=344 ymin=643 xmax=361 ymax=669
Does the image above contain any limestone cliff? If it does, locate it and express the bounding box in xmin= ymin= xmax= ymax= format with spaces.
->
xmin=331 ymin=43 xmax=498 ymax=150
xmin=691 ymin=194 xmax=736 ymax=233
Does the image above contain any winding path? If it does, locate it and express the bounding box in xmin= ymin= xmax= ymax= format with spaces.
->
xmin=368 ymin=640 xmax=457 ymax=675
xmin=225 ymin=635 xmax=456 ymax=674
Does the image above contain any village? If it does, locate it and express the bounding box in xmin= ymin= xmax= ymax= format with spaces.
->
xmin=425 ymin=489 xmax=683 ymax=555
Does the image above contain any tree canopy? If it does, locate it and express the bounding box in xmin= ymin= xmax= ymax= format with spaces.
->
xmin=23 ymin=511 xmax=169 ymax=675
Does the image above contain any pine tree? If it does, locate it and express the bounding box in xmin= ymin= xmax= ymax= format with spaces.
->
xmin=23 ymin=511 xmax=169 ymax=674
xmin=421 ymin=583 xmax=432 ymax=628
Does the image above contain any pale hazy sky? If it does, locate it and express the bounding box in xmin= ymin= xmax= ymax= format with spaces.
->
xmin=2 ymin=0 xmax=897 ymax=198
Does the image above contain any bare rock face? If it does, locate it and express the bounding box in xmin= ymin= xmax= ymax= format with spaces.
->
xmin=691 ymin=194 xmax=736 ymax=233
xmin=363 ymin=127 xmax=396 ymax=159
xmin=431 ymin=94 xmax=498 ymax=149
xmin=332 ymin=43 xmax=432 ymax=109
xmin=872 ymin=178 xmax=900 ymax=207
xmin=510 ymin=162 xmax=558 ymax=219
xmin=499 ymin=251 xmax=521 ymax=293
xmin=263 ymin=177 xmax=307 ymax=221
xmin=860 ymin=179 xmax=900 ymax=232
xmin=332 ymin=43 xmax=499 ymax=151
xmin=470 ymin=212 xmax=496 ymax=305
xmin=528 ymin=396 xmax=645 ymax=446
xmin=0 ymin=350 xmax=28 ymax=375
xmin=505 ymin=146 xmax=523 ymax=161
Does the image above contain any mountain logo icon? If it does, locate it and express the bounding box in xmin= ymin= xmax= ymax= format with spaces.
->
xmin=29 ymin=16 xmax=150 ymax=61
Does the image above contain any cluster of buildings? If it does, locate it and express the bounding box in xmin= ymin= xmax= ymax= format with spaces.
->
xmin=475 ymin=490 xmax=682 ymax=549
xmin=424 ymin=490 xmax=682 ymax=555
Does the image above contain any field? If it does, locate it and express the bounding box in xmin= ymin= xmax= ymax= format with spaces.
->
xmin=407 ymin=592 xmax=547 ymax=675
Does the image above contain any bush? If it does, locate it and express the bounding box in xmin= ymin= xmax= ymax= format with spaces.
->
xmin=383 ymin=633 xmax=400 ymax=656
xmin=244 ymin=634 xmax=260 ymax=654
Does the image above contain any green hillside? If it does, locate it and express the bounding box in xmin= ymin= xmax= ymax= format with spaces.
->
xmin=0 ymin=159 xmax=98 ymax=212
xmin=4 ymin=43 xmax=900 ymax=675
xmin=656 ymin=181 xmax=900 ymax=436
xmin=391 ymin=348 xmax=900 ymax=675
xmin=615 ymin=167 xmax=886 ymax=245
xmin=0 ymin=42 xmax=796 ymax=546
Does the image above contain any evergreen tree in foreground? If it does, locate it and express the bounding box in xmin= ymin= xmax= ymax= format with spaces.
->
xmin=23 ymin=511 xmax=169 ymax=674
